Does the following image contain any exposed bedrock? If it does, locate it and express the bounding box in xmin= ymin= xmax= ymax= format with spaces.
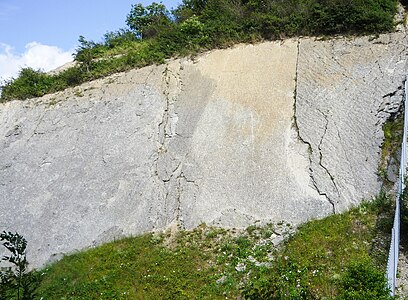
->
xmin=296 ymin=32 xmax=408 ymax=213
xmin=0 ymin=33 xmax=407 ymax=268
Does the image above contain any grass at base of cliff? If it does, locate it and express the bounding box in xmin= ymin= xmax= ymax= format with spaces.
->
xmin=35 ymin=194 xmax=393 ymax=299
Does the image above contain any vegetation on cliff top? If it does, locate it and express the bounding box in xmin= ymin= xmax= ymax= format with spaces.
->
xmin=0 ymin=0 xmax=400 ymax=102
xmin=16 ymin=194 xmax=392 ymax=299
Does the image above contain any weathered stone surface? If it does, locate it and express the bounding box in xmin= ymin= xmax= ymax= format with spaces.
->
xmin=0 ymin=66 xmax=169 ymax=267
xmin=296 ymin=32 xmax=408 ymax=213
xmin=0 ymin=34 xmax=407 ymax=268
xmin=183 ymin=41 xmax=330 ymax=228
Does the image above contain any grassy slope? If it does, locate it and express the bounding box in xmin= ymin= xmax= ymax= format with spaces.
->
xmin=36 ymin=197 xmax=393 ymax=299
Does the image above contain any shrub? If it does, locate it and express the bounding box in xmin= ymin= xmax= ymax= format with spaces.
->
xmin=337 ymin=259 xmax=392 ymax=299
xmin=0 ymin=68 xmax=55 ymax=101
xmin=103 ymin=28 xmax=139 ymax=49
xmin=241 ymin=260 xmax=316 ymax=299
xmin=56 ymin=66 xmax=84 ymax=87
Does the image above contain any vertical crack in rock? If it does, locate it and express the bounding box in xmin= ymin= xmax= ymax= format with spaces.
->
xmin=316 ymin=109 xmax=340 ymax=201
xmin=293 ymin=39 xmax=336 ymax=214
xmin=372 ymin=49 xmax=384 ymax=78
xmin=152 ymin=61 xmax=185 ymax=228
xmin=27 ymin=109 xmax=48 ymax=142
xmin=174 ymin=170 xmax=198 ymax=229
xmin=158 ymin=62 xmax=183 ymax=151
xmin=293 ymin=39 xmax=311 ymax=149
xmin=175 ymin=170 xmax=184 ymax=228
xmin=144 ymin=68 xmax=155 ymax=85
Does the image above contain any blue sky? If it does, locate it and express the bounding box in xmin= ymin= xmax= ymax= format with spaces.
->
xmin=0 ymin=0 xmax=179 ymax=80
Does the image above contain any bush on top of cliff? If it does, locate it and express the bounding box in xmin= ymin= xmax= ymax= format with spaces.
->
xmin=0 ymin=0 xmax=398 ymax=102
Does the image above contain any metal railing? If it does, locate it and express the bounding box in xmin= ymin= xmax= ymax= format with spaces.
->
xmin=386 ymin=77 xmax=408 ymax=296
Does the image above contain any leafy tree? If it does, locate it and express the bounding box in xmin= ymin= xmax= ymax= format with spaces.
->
xmin=172 ymin=0 xmax=208 ymax=22
xmin=0 ymin=231 xmax=40 ymax=300
xmin=74 ymin=36 xmax=99 ymax=73
xmin=126 ymin=2 xmax=172 ymax=39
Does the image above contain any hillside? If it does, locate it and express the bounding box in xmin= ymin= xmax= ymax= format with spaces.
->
xmin=1 ymin=1 xmax=408 ymax=298
xmin=0 ymin=31 xmax=406 ymax=270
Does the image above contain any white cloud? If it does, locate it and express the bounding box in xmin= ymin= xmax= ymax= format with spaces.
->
xmin=0 ymin=42 xmax=73 ymax=81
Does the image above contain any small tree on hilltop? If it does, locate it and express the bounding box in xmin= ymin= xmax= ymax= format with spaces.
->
xmin=74 ymin=35 xmax=97 ymax=73
xmin=126 ymin=2 xmax=172 ymax=39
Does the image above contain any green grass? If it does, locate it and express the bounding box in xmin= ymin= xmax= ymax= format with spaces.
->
xmin=242 ymin=194 xmax=393 ymax=299
xmin=37 ymin=233 xmax=222 ymax=299
xmin=35 ymin=194 xmax=393 ymax=299
xmin=382 ymin=113 xmax=404 ymax=161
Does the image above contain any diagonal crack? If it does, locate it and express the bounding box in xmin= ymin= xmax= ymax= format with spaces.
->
xmin=316 ymin=109 xmax=340 ymax=201
xmin=293 ymin=39 xmax=336 ymax=214
xmin=382 ymin=85 xmax=403 ymax=99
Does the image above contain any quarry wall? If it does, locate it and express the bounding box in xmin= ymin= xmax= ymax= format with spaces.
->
xmin=0 ymin=32 xmax=407 ymax=268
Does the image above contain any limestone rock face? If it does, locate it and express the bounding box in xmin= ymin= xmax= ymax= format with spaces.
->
xmin=0 ymin=33 xmax=407 ymax=268
xmin=296 ymin=32 xmax=408 ymax=213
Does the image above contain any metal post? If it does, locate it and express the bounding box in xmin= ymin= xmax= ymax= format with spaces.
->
xmin=386 ymin=74 xmax=408 ymax=296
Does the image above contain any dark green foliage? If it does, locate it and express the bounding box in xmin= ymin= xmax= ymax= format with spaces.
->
xmin=74 ymin=36 xmax=102 ymax=73
xmin=0 ymin=66 xmax=87 ymax=102
xmin=362 ymin=189 xmax=393 ymax=217
xmin=0 ymin=0 xmax=398 ymax=102
xmin=337 ymin=259 xmax=392 ymax=299
xmin=172 ymin=0 xmax=208 ymax=22
xmin=0 ymin=68 xmax=55 ymax=102
xmin=55 ymin=65 xmax=84 ymax=87
xmin=103 ymin=28 xmax=139 ymax=48
xmin=0 ymin=268 xmax=14 ymax=300
xmin=0 ymin=231 xmax=41 ymax=300
xmin=242 ymin=260 xmax=317 ymax=299
xmin=126 ymin=2 xmax=172 ymax=39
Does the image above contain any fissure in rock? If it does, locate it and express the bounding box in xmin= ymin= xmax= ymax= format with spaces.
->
xmin=293 ymin=39 xmax=336 ymax=214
